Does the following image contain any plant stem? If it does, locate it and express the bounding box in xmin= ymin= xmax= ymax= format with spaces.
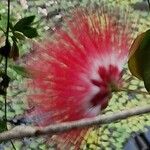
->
xmin=4 ymin=0 xmax=10 ymax=126
xmin=6 ymin=0 xmax=10 ymax=41
xmin=4 ymin=0 xmax=16 ymax=149
xmin=4 ymin=60 xmax=8 ymax=123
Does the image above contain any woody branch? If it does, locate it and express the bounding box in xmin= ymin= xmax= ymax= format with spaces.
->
xmin=0 ymin=105 xmax=150 ymax=142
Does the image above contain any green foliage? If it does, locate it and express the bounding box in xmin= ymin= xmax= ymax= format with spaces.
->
xmin=0 ymin=14 xmax=38 ymax=63
xmin=9 ymin=41 xmax=19 ymax=61
xmin=128 ymin=33 xmax=144 ymax=80
xmin=13 ymin=16 xmax=38 ymax=38
xmin=9 ymin=65 xmax=29 ymax=78
xmin=0 ymin=120 xmax=7 ymax=133
xmin=18 ymin=26 xmax=38 ymax=38
xmin=128 ymin=30 xmax=150 ymax=92
xmin=14 ymin=16 xmax=35 ymax=30
xmin=13 ymin=31 xmax=25 ymax=41
xmin=0 ymin=13 xmax=38 ymax=96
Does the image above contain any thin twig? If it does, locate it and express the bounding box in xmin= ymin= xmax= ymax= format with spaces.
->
xmin=0 ymin=105 xmax=150 ymax=142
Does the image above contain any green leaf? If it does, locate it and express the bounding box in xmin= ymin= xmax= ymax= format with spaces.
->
xmin=10 ymin=65 xmax=29 ymax=77
xmin=9 ymin=22 xmax=14 ymax=30
xmin=19 ymin=26 xmax=38 ymax=38
xmin=9 ymin=41 xmax=19 ymax=61
xmin=128 ymin=29 xmax=150 ymax=92
xmin=13 ymin=31 xmax=26 ymax=41
xmin=14 ymin=15 xmax=35 ymax=31
xmin=12 ymin=15 xmax=38 ymax=38
xmin=128 ymin=32 xmax=145 ymax=80
xmin=0 ymin=120 xmax=7 ymax=133
xmin=139 ymin=30 xmax=150 ymax=92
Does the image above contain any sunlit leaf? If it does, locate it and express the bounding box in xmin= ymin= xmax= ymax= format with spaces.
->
xmin=128 ymin=29 xmax=150 ymax=92
xmin=128 ymin=32 xmax=145 ymax=79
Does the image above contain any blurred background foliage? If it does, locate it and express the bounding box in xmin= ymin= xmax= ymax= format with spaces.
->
xmin=0 ymin=0 xmax=150 ymax=149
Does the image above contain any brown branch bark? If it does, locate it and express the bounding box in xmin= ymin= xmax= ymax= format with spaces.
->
xmin=0 ymin=105 xmax=150 ymax=142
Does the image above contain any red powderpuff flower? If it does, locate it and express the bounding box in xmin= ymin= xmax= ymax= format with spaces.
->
xmin=26 ymin=7 xmax=133 ymax=149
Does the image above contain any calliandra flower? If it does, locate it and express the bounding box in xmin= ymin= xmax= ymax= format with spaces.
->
xmin=26 ymin=6 xmax=133 ymax=149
